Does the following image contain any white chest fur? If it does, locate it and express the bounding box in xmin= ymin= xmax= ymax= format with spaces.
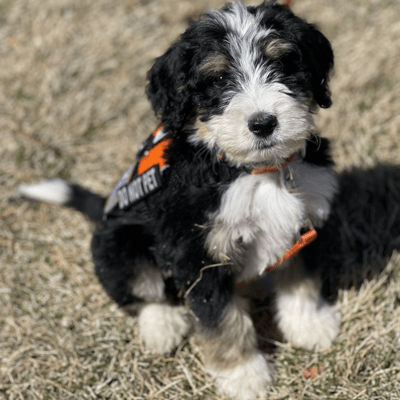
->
xmin=206 ymin=171 xmax=304 ymax=283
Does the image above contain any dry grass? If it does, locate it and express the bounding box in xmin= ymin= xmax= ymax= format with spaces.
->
xmin=1 ymin=0 xmax=400 ymax=399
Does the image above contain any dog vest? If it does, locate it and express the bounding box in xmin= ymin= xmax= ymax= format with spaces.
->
xmin=103 ymin=126 xmax=171 ymax=218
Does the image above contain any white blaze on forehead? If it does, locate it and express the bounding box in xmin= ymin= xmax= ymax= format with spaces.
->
xmin=208 ymin=2 xmax=274 ymax=85
xmin=209 ymin=2 xmax=265 ymax=38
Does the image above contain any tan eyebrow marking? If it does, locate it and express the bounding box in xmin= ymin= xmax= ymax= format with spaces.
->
xmin=199 ymin=52 xmax=230 ymax=78
xmin=262 ymin=38 xmax=294 ymax=59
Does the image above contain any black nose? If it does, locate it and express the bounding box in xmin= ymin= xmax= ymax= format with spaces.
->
xmin=248 ymin=113 xmax=278 ymax=137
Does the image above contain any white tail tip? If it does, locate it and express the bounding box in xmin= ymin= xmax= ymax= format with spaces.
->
xmin=17 ymin=179 xmax=71 ymax=205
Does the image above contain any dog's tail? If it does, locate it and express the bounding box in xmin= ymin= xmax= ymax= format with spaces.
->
xmin=11 ymin=179 xmax=106 ymax=223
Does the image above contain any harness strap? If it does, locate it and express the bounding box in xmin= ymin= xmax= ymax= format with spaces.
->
xmin=236 ymin=222 xmax=317 ymax=288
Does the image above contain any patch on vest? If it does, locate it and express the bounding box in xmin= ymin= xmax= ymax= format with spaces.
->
xmin=103 ymin=126 xmax=170 ymax=217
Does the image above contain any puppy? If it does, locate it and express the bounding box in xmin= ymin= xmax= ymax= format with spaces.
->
xmin=15 ymin=1 xmax=340 ymax=399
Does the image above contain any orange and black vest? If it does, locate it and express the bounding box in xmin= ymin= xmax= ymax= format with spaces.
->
xmin=103 ymin=126 xmax=170 ymax=219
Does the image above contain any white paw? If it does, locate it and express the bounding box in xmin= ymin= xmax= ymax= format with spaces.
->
xmin=276 ymin=291 xmax=340 ymax=351
xmin=208 ymin=352 xmax=274 ymax=400
xmin=138 ymin=304 xmax=192 ymax=354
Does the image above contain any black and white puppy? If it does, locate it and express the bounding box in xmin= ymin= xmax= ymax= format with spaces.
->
xmin=16 ymin=2 xmax=339 ymax=399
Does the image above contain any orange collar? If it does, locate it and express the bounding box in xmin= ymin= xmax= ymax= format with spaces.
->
xmin=217 ymin=152 xmax=297 ymax=175
xmin=250 ymin=153 xmax=297 ymax=175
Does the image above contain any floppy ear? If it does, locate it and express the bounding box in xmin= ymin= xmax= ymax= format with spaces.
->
xmin=146 ymin=40 xmax=194 ymax=133
xmin=297 ymin=23 xmax=334 ymax=108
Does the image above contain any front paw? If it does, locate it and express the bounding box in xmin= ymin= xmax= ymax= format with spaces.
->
xmin=276 ymin=291 xmax=340 ymax=351
xmin=138 ymin=304 xmax=192 ymax=354
xmin=208 ymin=352 xmax=274 ymax=400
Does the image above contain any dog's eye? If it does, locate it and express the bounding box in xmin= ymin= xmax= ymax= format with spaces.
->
xmin=282 ymin=62 xmax=298 ymax=74
xmin=199 ymin=73 xmax=225 ymax=87
xmin=287 ymin=48 xmax=302 ymax=63
xmin=213 ymin=74 xmax=227 ymax=87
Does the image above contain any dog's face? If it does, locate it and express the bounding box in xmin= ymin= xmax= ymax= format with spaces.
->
xmin=146 ymin=1 xmax=333 ymax=166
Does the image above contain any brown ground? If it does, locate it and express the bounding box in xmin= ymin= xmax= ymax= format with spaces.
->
xmin=1 ymin=0 xmax=400 ymax=399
